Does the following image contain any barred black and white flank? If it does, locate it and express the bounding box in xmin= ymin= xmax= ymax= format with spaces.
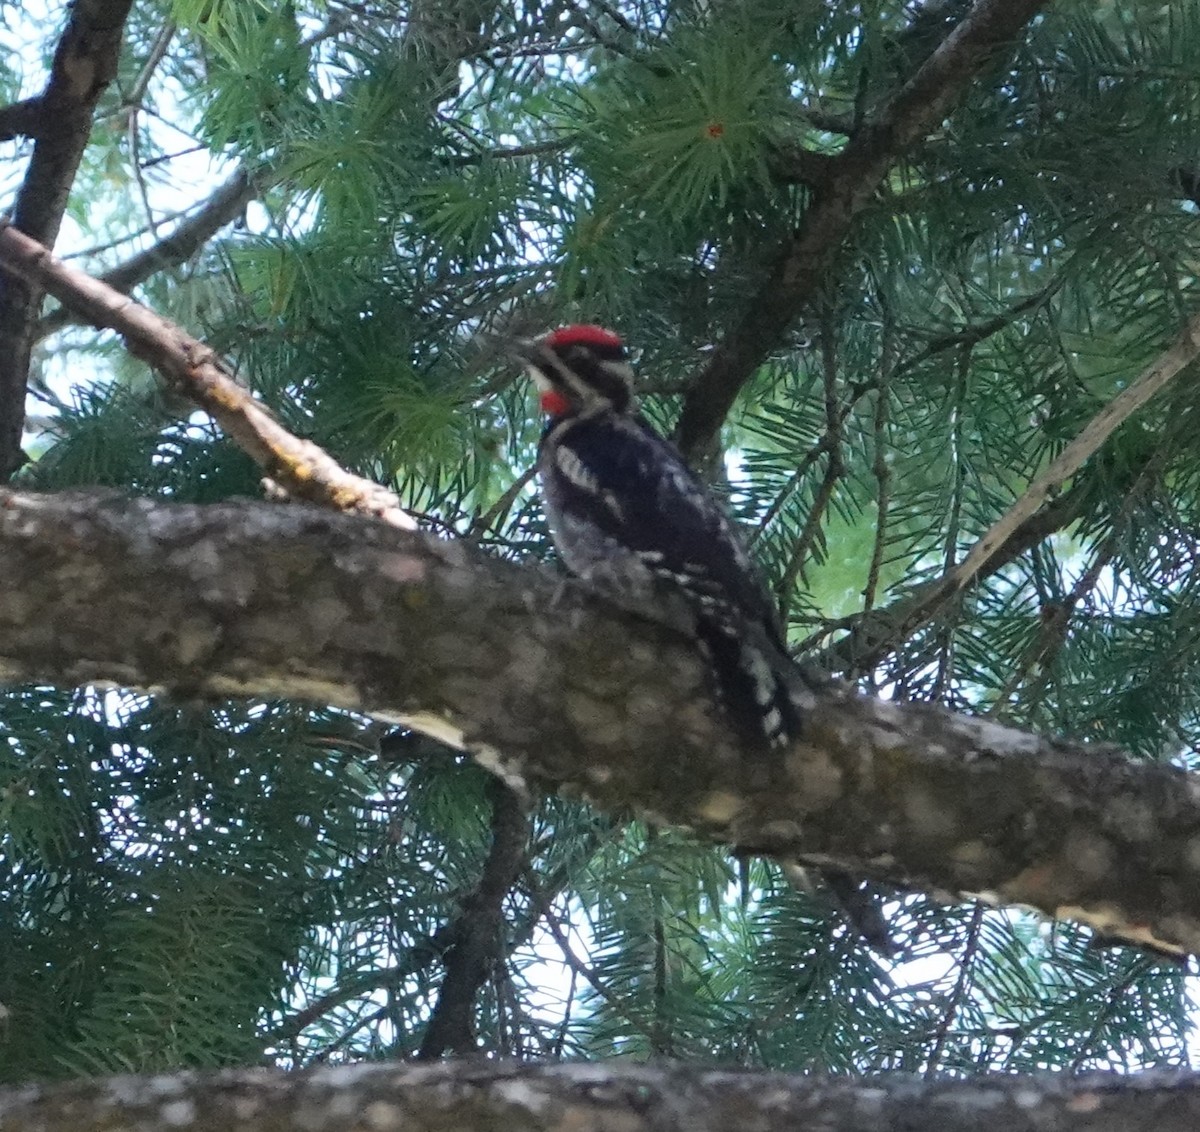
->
xmin=516 ymin=324 xmax=802 ymax=750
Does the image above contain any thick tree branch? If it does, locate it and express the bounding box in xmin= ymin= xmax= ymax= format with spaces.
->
xmin=3 ymin=1062 xmax=1200 ymax=1132
xmin=0 ymin=222 xmax=413 ymax=527
xmin=32 ymin=168 xmax=262 ymax=341
xmin=2 ymin=488 xmax=1200 ymax=957
xmin=674 ymin=0 xmax=1047 ymax=462
xmin=0 ymin=0 xmax=135 ymax=482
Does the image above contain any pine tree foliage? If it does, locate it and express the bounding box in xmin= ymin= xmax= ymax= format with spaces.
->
xmin=3 ymin=0 xmax=1200 ymax=1082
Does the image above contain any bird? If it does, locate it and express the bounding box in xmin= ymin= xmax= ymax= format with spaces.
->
xmin=512 ymin=323 xmax=895 ymax=955
xmin=514 ymin=323 xmax=804 ymax=752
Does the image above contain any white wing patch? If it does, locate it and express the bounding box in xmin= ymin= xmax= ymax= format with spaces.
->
xmin=555 ymin=446 xmax=600 ymax=494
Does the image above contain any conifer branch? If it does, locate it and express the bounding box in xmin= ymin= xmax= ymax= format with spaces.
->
xmin=0 ymin=222 xmax=414 ymax=528
xmin=946 ymin=308 xmax=1200 ymax=595
xmin=674 ymin=0 xmax=1048 ymax=463
xmin=810 ymin=307 xmax=1200 ymax=676
xmin=418 ymin=781 xmax=529 ymax=1059
xmin=31 ymin=169 xmax=262 ymax=341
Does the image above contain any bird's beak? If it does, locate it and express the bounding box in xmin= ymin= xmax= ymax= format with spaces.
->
xmin=506 ymin=336 xmax=557 ymax=391
xmin=507 ymin=336 xmax=545 ymax=364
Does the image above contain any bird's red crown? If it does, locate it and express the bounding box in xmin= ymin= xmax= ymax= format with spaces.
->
xmin=544 ymin=324 xmax=625 ymax=353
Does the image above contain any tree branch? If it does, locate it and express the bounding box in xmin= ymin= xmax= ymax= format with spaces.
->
xmin=2 ymin=488 xmax=1200 ymax=957
xmin=807 ymin=481 xmax=1088 ymax=676
xmin=0 ymin=222 xmax=412 ymax=527
xmin=418 ymin=781 xmax=530 ymax=1058
xmin=946 ymin=308 xmax=1200 ymax=594
xmin=3 ymin=1062 xmax=1200 ymax=1131
xmin=31 ymin=168 xmax=263 ymax=341
xmin=673 ymin=0 xmax=1047 ymax=462
xmin=0 ymin=0 xmax=135 ymax=482
xmin=808 ymin=304 xmax=1200 ymax=677
xmin=0 ymin=98 xmax=48 ymax=142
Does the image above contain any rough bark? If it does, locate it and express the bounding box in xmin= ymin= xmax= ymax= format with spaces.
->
xmin=0 ymin=0 xmax=134 ymax=482
xmin=2 ymin=1062 xmax=1200 ymax=1132
xmin=2 ymin=488 xmax=1199 ymax=957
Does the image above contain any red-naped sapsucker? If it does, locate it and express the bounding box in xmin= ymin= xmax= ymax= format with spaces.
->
xmin=515 ymin=324 xmax=893 ymax=954
xmin=516 ymin=323 xmax=803 ymax=750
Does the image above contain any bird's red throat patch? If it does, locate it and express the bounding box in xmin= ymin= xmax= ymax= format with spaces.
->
xmin=540 ymin=389 xmax=573 ymax=418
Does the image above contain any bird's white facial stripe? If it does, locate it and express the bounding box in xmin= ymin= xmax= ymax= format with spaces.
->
xmin=525 ymin=363 xmax=554 ymax=392
xmin=529 ymin=343 xmax=634 ymax=407
xmin=533 ymin=348 xmax=591 ymax=399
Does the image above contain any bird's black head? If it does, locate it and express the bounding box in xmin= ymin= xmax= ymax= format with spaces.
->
xmin=518 ymin=324 xmax=636 ymax=418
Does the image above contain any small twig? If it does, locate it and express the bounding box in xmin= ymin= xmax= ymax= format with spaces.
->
xmin=527 ymin=873 xmax=655 ymax=1041
xmin=112 ymin=18 xmax=177 ymax=222
xmin=467 ymin=466 xmax=537 ymax=540
xmin=301 ymin=7 xmax=353 ymax=51
xmin=989 ymin=537 xmax=1115 ymax=718
xmin=931 ymin=346 xmax=970 ymax=700
xmin=862 ymin=297 xmax=895 ymax=621
xmin=988 ymin=438 xmax=1172 ymax=716
xmin=893 ymin=275 xmax=1067 ymax=379
xmin=0 ymin=221 xmax=414 ymax=527
xmin=59 ymin=206 xmax=191 ymax=260
xmin=748 ymin=377 xmax=873 ymax=549
xmin=307 ymin=1006 xmax=389 ymax=1066
xmin=124 ymin=19 xmax=176 ymax=109
xmin=35 ymin=167 xmax=263 ymax=341
xmin=127 ymin=107 xmax=158 ymax=237
xmin=924 ymin=903 xmax=985 ymax=1078
xmin=1068 ymin=954 xmax=1156 ymax=1073
xmin=776 ymin=318 xmax=845 ymax=616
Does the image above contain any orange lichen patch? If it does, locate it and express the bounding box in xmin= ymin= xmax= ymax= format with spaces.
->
xmin=1002 ymin=862 xmax=1058 ymax=905
xmin=1065 ymin=1093 xmax=1103 ymax=1115
xmin=1055 ymin=903 xmax=1187 ymax=958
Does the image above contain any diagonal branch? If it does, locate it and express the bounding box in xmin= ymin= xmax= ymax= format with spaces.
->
xmin=810 ymin=309 xmax=1200 ymax=676
xmin=0 ymin=0 xmax=135 ymax=483
xmin=2 ymin=487 xmax=1200 ymax=958
xmin=946 ymin=309 xmax=1200 ymax=594
xmin=32 ymin=167 xmax=264 ymax=342
xmin=807 ymin=470 xmax=1088 ymax=674
xmin=0 ymin=221 xmax=412 ymax=527
xmin=673 ymin=0 xmax=1048 ymax=462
